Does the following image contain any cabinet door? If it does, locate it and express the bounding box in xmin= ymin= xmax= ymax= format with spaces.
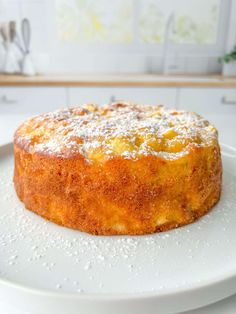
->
xmin=68 ymin=87 xmax=177 ymax=108
xmin=0 ymin=87 xmax=67 ymax=116
xmin=178 ymin=88 xmax=236 ymax=147
xmin=0 ymin=87 xmax=67 ymax=144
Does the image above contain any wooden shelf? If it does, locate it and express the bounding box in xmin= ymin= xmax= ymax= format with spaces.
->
xmin=0 ymin=73 xmax=236 ymax=88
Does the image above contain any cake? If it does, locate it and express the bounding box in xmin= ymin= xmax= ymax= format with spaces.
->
xmin=13 ymin=102 xmax=222 ymax=235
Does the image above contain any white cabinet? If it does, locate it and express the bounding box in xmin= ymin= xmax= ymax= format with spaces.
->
xmin=0 ymin=87 xmax=67 ymax=116
xmin=178 ymin=88 xmax=236 ymax=115
xmin=178 ymin=88 xmax=236 ymax=147
xmin=68 ymin=87 xmax=177 ymax=108
xmin=0 ymin=87 xmax=67 ymax=144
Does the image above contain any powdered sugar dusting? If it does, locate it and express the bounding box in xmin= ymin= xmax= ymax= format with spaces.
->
xmin=14 ymin=102 xmax=218 ymax=161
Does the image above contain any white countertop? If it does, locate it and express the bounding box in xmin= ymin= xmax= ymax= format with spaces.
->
xmin=1 ymin=114 xmax=236 ymax=314
xmin=1 ymin=294 xmax=236 ymax=314
xmin=0 ymin=276 xmax=236 ymax=314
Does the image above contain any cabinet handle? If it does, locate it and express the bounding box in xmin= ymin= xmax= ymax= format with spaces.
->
xmin=221 ymin=96 xmax=236 ymax=105
xmin=0 ymin=95 xmax=17 ymax=105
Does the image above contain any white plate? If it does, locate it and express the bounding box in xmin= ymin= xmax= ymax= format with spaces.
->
xmin=0 ymin=143 xmax=236 ymax=314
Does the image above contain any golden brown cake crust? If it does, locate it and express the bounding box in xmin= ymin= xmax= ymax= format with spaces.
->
xmin=13 ymin=103 xmax=222 ymax=235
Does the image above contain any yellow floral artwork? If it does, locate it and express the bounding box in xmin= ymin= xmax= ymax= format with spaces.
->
xmin=56 ymin=0 xmax=133 ymax=43
xmin=56 ymin=0 xmax=220 ymax=45
xmin=139 ymin=0 xmax=220 ymax=44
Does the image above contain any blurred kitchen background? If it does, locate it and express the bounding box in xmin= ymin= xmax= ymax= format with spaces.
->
xmin=0 ymin=0 xmax=236 ymax=150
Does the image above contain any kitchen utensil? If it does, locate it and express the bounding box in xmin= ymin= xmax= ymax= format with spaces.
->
xmin=21 ymin=18 xmax=30 ymax=54
xmin=20 ymin=18 xmax=35 ymax=76
xmin=14 ymin=31 xmax=25 ymax=54
xmin=21 ymin=53 xmax=35 ymax=76
xmin=9 ymin=20 xmax=24 ymax=55
xmin=3 ymin=46 xmax=20 ymax=74
xmin=0 ymin=42 xmax=5 ymax=71
xmin=0 ymin=143 xmax=236 ymax=314
xmin=0 ymin=27 xmax=7 ymax=43
xmin=9 ymin=21 xmax=16 ymax=42
xmin=0 ymin=22 xmax=8 ymax=49
xmin=0 ymin=22 xmax=7 ymax=71
xmin=1 ymin=21 xmax=20 ymax=73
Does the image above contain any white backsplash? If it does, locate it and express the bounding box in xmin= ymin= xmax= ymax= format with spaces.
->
xmin=0 ymin=0 xmax=231 ymax=74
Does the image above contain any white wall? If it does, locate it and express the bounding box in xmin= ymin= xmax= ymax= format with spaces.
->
xmin=0 ymin=0 xmax=235 ymax=74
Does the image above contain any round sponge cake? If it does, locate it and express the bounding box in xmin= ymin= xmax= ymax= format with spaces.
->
xmin=13 ymin=102 xmax=222 ymax=235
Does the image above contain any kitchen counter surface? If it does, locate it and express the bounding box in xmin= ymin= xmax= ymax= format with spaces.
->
xmin=0 ymin=74 xmax=236 ymax=88
xmin=1 ymin=293 xmax=236 ymax=314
